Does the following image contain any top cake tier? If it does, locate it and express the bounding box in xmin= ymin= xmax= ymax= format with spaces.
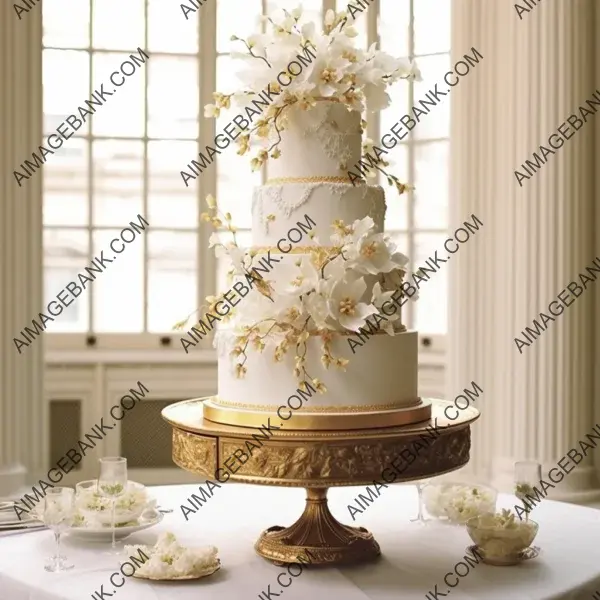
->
xmin=267 ymin=101 xmax=362 ymax=180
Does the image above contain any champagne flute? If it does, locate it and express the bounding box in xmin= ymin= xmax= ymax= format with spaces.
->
xmin=514 ymin=461 xmax=541 ymax=522
xmin=409 ymin=480 xmax=431 ymax=524
xmin=98 ymin=457 xmax=128 ymax=554
xmin=43 ymin=487 xmax=75 ymax=572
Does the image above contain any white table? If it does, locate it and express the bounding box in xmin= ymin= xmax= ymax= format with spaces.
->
xmin=0 ymin=484 xmax=598 ymax=600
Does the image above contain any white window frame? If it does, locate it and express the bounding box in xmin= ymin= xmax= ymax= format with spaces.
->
xmin=44 ymin=0 xmax=447 ymax=364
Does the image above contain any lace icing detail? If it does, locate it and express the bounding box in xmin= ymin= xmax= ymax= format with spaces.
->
xmin=301 ymin=104 xmax=355 ymax=167
xmin=273 ymin=185 xmax=315 ymax=217
xmin=253 ymin=184 xmax=317 ymax=234
xmin=253 ymin=183 xmax=386 ymax=233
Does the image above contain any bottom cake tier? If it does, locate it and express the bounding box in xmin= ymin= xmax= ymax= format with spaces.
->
xmin=211 ymin=329 xmax=427 ymax=429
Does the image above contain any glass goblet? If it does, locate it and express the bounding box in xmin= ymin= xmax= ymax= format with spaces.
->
xmin=409 ymin=480 xmax=431 ymax=525
xmin=514 ymin=461 xmax=542 ymax=522
xmin=43 ymin=487 xmax=75 ymax=572
xmin=98 ymin=457 xmax=128 ymax=554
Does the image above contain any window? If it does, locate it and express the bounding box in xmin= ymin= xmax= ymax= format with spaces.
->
xmin=372 ymin=0 xmax=451 ymax=338
xmin=42 ymin=0 xmax=450 ymax=348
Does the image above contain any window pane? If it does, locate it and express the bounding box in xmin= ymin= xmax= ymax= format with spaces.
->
xmin=414 ymin=233 xmax=447 ymax=334
xmin=92 ymin=230 xmax=144 ymax=332
xmin=217 ymin=0 xmax=261 ymax=53
xmin=381 ymin=144 xmax=408 ymax=231
xmin=43 ymin=50 xmax=90 ymax=136
xmin=148 ymin=0 xmax=200 ymax=54
xmin=44 ymin=138 xmax=89 ymax=227
xmin=92 ymin=0 xmax=145 ymax=51
xmin=43 ymin=0 xmax=90 ymax=49
xmin=93 ymin=140 xmax=144 ymax=227
xmin=148 ymin=232 xmax=197 ymax=332
xmin=91 ymin=53 xmax=146 ymax=138
xmin=414 ymin=0 xmax=450 ymax=55
xmin=414 ymin=141 xmax=448 ymax=229
xmin=216 ymin=230 xmax=252 ymax=293
xmin=380 ymin=82 xmax=410 ymax=142
xmin=44 ymin=229 xmax=90 ymax=332
xmin=412 ymin=54 xmax=450 ymax=140
xmin=148 ymin=141 xmax=198 ymax=229
xmin=148 ymin=56 xmax=198 ymax=139
xmin=389 ymin=232 xmax=408 ymax=256
xmin=379 ymin=0 xmax=411 ymax=58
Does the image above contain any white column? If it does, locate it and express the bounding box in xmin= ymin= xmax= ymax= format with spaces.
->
xmin=449 ymin=0 xmax=599 ymax=500
xmin=596 ymin=0 xmax=600 ymax=492
xmin=0 ymin=5 xmax=44 ymax=498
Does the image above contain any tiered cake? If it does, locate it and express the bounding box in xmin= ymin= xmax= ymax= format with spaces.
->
xmin=204 ymin=101 xmax=431 ymax=430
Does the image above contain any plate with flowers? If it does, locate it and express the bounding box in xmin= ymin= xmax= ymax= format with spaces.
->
xmin=125 ymin=532 xmax=221 ymax=581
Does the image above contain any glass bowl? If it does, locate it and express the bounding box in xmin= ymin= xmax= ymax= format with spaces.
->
xmin=422 ymin=481 xmax=497 ymax=525
xmin=466 ymin=514 xmax=539 ymax=559
xmin=75 ymin=480 xmax=148 ymax=526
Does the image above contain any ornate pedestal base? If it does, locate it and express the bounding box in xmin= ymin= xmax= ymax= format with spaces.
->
xmin=162 ymin=398 xmax=479 ymax=566
xmin=255 ymin=488 xmax=380 ymax=565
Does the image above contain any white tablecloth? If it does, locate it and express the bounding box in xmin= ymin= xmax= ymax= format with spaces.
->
xmin=0 ymin=484 xmax=598 ymax=600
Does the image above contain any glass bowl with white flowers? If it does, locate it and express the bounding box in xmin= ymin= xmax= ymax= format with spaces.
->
xmin=467 ymin=509 xmax=539 ymax=562
xmin=422 ymin=481 xmax=497 ymax=525
xmin=74 ymin=480 xmax=150 ymax=527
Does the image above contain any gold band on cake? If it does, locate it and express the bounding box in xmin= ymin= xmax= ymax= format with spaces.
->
xmin=211 ymin=396 xmax=421 ymax=413
xmin=202 ymin=397 xmax=432 ymax=431
xmin=265 ymin=176 xmax=357 ymax=185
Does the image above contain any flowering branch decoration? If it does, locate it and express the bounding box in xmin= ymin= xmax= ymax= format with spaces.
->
xmin=224 ymin=215 xmax=412 ymax=389
xmin=203 ymin=5 xmax=420 ymax=172
xmin=355 ymin=137 xmax=416 ymax=195
xmin=172 ymin=194 xmax=276 ymax=335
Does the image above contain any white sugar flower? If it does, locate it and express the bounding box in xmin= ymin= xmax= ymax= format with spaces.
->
xmin=371 ymin=281 xmax=400 ymax=335
xmin=271 ymin=291 xmax=306 ymax=329
xmin=344 ymin=232 xmax=401 ymax=275
xmin=303 ymin=289 xmax=331 ymax=330
xmin=327 ymin=274 xmax=378 ymax=331
xmin=232 ymin=287 xmax=273 ymax=327
xmin=288 ymin=256 xmax=320 ymax=295
xmin=322 ymin=253 xmax=348 ymax=282
xmin=214 ymin=243 xmax=247 ymax=275
xmin=208 ymin=232 xmax=220 ymax=248
xmin=204 ymin=104 xmax=220 ymax=118
xmin=331 ymin=216 xmax=375 ymax=247
xmin=313 ymin=55 xmax=351 ymax=97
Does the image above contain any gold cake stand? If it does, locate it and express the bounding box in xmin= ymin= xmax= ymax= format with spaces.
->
xmin=162 ymin=398 xmax=479 ymax=566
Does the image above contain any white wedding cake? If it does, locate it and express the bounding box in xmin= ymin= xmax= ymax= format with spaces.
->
xmin=188 ymin=6 xmax=428 ymax=429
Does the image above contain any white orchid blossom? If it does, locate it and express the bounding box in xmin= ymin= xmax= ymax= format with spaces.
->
xmin=371 ymin=281 xmax=400 ymax=335
xmin=214 ymin=242 xmax=247 ymax=275
xmin=327 ymin=274 xmax=378 ymax=331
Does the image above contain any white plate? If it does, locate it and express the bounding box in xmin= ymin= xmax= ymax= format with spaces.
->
xmin=66 ymin=512 xmax=163 ymax=542
xmin=132 ymin=560 xmax=221 ymax=581
xmin=0 ymin=509 xmax=38 ymax=527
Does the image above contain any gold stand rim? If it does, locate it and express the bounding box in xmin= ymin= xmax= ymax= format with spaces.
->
xmin=162 ymin=397 xmax=479 ymax=441
xmin=254 ymin=488 xmax=380 ymax=565
xmin=202 ymin=397 xmax=432 ymax=431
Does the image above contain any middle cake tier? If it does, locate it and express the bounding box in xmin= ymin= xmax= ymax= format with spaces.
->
xmin=252 ymin=180 xmax=386 ymax=247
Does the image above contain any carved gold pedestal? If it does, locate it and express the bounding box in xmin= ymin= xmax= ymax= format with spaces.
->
xmin=162 ymin=398 xmax=479 ymax=566
xmin=255 ymin=487 xmax=380 ymax=565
